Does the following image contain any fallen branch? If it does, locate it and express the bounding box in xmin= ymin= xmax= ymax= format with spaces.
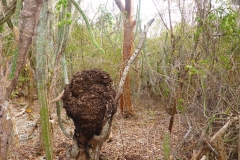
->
xmin=203 ymin=139 xmax=219 ymax=157
xmin=115 ymin=18 xmax=155 ymax=101
xmin=191 ymin=116 xmax=238 ymax=160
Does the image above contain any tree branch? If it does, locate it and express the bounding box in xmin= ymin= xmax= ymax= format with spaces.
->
xmin=191 ymin=116 xmax=239 ymax=160
xmin=114 ymin=0 xmax=125 ymax=11
xmin=115 ymin=18 xmax=155 ymax=101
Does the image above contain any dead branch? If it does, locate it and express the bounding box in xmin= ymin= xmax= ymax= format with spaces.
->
xmin=191 ymin=116 xmax=239 ymax=160
xmin=50 ymin=90 xmax=64 ymax=103
xmin=28 ymin=118 xmax=40 ymax=137
xmin=15 ymin=105 xmax=28 ymax=117
xmin=203 ymin=139 xmax=219 ymax=157
xmin=115 ymin=18 xmax=155 ymax=101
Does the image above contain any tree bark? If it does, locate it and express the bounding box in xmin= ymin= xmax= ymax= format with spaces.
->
xmin=6 ymin=0 xmax=43 ymax=97
xmin=0 ymin=25 xmax=12 ymax=160
xmin=115 ymin=18 xmax=155 ymax=101
xmin=36 ymin=1 xmax=53 ymax=159
xmin=115 ymin=0 xmax=136 ymax=117
xmin=0 ymin=1 xmax=43 ymax=159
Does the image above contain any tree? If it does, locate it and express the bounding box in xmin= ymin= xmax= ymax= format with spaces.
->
xmin=0 ymin=0 xmax=43 ymax=159
xmin=35 ymin=1 xmax=53 ymax=159
xmin=115 ymin=0 xmax=136 ymax=117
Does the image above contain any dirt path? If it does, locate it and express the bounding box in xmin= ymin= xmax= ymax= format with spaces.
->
xmin=10 ymin=97 xmax=187 ymax=160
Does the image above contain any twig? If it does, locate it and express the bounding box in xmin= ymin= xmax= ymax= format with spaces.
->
xmin=50 ymin=90 xmax=64 ymax=103
xmin=115 ymin=18 xmax=155 ymax=101
xmin=15 ymin=105 xmax=27 ymax=117
xmin=203 ymin=139 xmax=219 ymax=157
xmin=28 ymin=118 xmax=40 ymax=137
xmin=191 ymin=116 xmax=239 ymax=160
xmin=218 ymin=95 xmax=239 ymax=115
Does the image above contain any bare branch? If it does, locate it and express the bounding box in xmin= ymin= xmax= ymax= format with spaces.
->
xmin=191 ymin=116 xmax=239 ymax=160
xmin=115 ymin=18 xmax=155 ymax=101
xmin=50 ymin=90 xmax=64 ymax=103
xmin=152 ymin=0 xmax=169 ymax=31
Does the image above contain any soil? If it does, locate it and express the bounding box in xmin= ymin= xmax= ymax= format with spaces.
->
xmin=9 ymin=71 xmax=190 ymax=159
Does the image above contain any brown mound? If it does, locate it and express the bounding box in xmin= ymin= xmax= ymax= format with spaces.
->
xmin=62 ymin=69 xmax=117 ymax=147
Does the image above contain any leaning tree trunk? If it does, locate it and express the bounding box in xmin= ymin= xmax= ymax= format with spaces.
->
xmin=0 ymin=1 xmax=43 ymax=159
xmin=115 ymin=0 xmax=136 ymax=117
xmin=6 ymin=0 xmax=43 ymax=97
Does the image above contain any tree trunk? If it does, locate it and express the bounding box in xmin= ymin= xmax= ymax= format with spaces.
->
xmin=115 ymin=0 xmax=136 ymax=117
xmin=36 ymin=1 xmax=53 ymax=159
xmin=0 ymin=25 xmax=12 ymax=160
xmin=6 ymin=0 xmax=43 ymax=97
xmin=0 ymin=1 xmax=43 ymax=159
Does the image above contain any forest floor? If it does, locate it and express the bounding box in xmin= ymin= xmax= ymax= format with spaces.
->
xmin=10 ymin=95 xmax=190 ymax=160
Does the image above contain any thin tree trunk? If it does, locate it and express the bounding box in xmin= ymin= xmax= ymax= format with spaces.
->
xmin=36 ymin=1 xmax=53 ymax=159
xmin=115 ymin=18 xmax=155 ymax=101
xmin=0 ymin=25 xmax=12 ymax=160
xmin=115 ymin=0 xmax=136 ymax=117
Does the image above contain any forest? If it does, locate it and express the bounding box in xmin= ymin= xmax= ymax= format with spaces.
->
xmin=0 ymin=0 xmax=240 ymax=159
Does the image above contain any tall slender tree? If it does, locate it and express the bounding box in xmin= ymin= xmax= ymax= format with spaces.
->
xmin=0 ymin=0 xmax=43 ymax=159
xmin=36 ymin=0 xmax=53 ymax=159
xmin=115 ymin=0 xmax=136 ymax=117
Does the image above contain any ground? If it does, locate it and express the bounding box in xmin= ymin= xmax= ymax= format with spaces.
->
xmin=10 ymin=95 xmax=188 ymax=160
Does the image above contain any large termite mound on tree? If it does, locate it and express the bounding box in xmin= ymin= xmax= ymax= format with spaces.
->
xmin=62 ymin=68 xmax=117 ymax=149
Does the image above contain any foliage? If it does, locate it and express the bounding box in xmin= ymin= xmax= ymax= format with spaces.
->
xmin=1 ymin=0 xmax=240 ymax=159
